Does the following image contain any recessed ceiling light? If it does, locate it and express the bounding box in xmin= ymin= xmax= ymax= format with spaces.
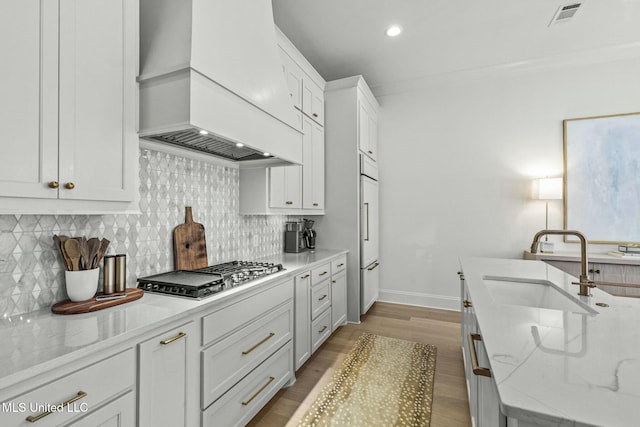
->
xmin=236 ymin=142 xmax=244 ymax=148
xmin=385 ymin=26 xmax=402 ymax=37
xmin=263 ymin=152 xmax=271 ymax=157
xmin=199 ymin=130 xmax=208 ymax=135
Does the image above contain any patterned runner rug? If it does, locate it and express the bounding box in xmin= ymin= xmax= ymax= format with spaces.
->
xmin=298 ymin=333 xmax=437 ymax=427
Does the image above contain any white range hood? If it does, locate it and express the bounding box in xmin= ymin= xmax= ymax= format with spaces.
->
xmin=138 ymin=0 xmax=302 ymax=165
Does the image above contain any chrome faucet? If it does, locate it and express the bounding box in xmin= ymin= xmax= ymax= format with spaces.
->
xmin=530 ymin=230 xmax=595 ymax=297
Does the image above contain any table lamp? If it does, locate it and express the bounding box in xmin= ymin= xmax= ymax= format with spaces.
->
xmin=534 ymin=177 xmax=563 ymax=253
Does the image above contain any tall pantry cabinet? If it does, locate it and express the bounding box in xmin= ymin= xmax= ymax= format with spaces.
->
xmin=314 ymin=76 xmax=380 ymax=323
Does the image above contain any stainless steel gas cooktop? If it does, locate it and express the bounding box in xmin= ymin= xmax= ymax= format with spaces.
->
xmin=137 ymin=261 xmax=284 ymax=299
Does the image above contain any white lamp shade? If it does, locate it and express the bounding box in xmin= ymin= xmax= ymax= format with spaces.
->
xmin=534 ymin=177 xmax=563 ymax=200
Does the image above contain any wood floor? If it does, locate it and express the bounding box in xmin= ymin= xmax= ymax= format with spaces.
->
xmin=248 ymin=302 xmax=472 ymax=426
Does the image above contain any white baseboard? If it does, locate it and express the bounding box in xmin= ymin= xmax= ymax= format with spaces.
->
xmin=378 ymin=288 xmax=460 ymax=311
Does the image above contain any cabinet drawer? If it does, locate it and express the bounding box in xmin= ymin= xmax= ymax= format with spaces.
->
xmin=202 ymin=342 xmax=293 ymax=427
xmin=4 ymin=349 xmax=134 ymax=427
xmin=331 ymin=256 xmax=347 ymax=275
xmin=311 ymin=263 xmax=331 ymax=285
xmin=202 ymin=278 xmax=293 ymax=346
xmin=311 ymin=309 xmax=332 ymax=353
xmin=202 ymin=302 xmax=293 ymax=409
xmin=311 ymin=281 xmax=331 ymax=320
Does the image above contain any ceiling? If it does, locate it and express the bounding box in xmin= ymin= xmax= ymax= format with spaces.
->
xmin=272 ymin=0 xmax=640 ymax=93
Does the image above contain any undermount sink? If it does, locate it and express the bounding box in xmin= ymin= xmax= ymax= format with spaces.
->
xmin=482 ymin=276 xmax=597 ymax=315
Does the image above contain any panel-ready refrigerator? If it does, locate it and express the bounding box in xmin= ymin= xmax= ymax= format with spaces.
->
xmin=360 ymin=156 xmax=379 ymax=314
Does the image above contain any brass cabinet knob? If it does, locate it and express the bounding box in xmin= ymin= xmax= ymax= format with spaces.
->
xmin=313 ymin=203 xmax=319 ymax=206
xmin=463 ymin=300 xmax=472 ymax=308
xmin=312 ymin=113 xmax=318 ymax=118
xmin=285 ymin=201 xmax=293 ymax=205
xmin=64 ymin=182 xmax=75 ymax=190
xmin=368 ymin=150 xmax=373 ymax=154
xmin=48 ymin=181 xmax=59 ymax=189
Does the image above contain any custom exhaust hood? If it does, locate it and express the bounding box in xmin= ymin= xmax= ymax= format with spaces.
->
xmin=138 ymin=0 xmax=302 ymax=166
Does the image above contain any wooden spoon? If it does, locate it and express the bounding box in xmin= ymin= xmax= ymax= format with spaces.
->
xmin=77 ymin=237 xmax=90 ymax=270
xmin=53 ymin=235 xmax=72 ymax=271
xmin=86 ymin=238 xmax=101 ymax=269
xmin=96 ymin=238 xmax=111 ymax=267
xmin=64 ymin=239 xmax=82 ymax=271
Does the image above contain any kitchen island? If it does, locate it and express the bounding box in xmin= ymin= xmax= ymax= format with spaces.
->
xmin=0 ymin=249 xmax=347 ymax=427
xmin=460 ymin=257 xmax=640 ymax=427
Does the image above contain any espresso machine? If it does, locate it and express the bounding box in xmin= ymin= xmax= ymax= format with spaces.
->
xmin=303 ymin=219 xmax=317 ymax=252
xmin=285 ymin=221 xmax=306 ymax=253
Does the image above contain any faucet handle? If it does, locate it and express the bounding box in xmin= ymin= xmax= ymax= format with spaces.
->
xmin=571 ymin=280 xmax=596 ymax=288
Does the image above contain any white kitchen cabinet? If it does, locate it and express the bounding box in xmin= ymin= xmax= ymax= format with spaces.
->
xmin=331 ymin=270 xmax=347 ymax=331
xmin=294 ymin=271 xmax=312 ymax=370
xmin=138 ymin=322 xmax=195 ymax=427
xmin=278 ymin=46 xmax=303 ymax=113
xmin=302 ymin=116 xmax=325 ymax=210
xmin=269 ymin=165 xmax=302 ymax=209
xmin=67 ymin=391 xmax=135 ymax=427
xmin=302 ymin=79 xmax=325 ymax=126
xmin=1 ymin=348 xmax=135 ymax=426
xmin=0 ymin=0 xmax=138 ymax=213
xmin=460 ymin=272 xmax=506 ymax=427
xmin=358 ymin=98 xmax=378 ymax=161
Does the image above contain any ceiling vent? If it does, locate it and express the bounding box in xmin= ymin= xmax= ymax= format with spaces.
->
xmin=549 ymin=2 xmax=584 ymax=26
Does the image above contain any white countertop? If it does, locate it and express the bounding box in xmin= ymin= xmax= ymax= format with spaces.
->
xmin=0 ymin=249 xmax=347 ymax=392
xmin=461 ymin=257 xmax=640 ymax=427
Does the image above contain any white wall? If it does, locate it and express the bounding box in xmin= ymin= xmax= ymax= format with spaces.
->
xmin=376 ymin=57 xmax=640 ymax=310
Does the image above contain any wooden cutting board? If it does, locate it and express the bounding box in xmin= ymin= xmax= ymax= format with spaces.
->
xmin=51 ymin=288 xmax=143 ymax=314
xmin=173 ymin=206 xmax=208 ymax=271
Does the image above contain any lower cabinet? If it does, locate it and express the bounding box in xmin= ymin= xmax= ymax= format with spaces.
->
xmin=293 ymin=254 xmax=348 ymax=371
xmin=460 ymin=272 xmax=506 ymax=427
xmin=67 ymin=390 xmax=135 ymax=427
xmin=138 ymin=322 xmax=195 ymax=427
xmin=199 ymin=278 xmax=294 ymax=426
xmin=202 ymin=342 xmax=293 ymax=427
xmin=1 ymin=348 xmax=135 ymax=427
xmin=545 ymin=259 xmax=640 ymax=298
xmin=294 ymin=271 xmax=312 ymax=370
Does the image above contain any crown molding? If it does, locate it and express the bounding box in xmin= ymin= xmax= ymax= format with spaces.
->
xmin=371 ymin=42 xmax=640 ymax=98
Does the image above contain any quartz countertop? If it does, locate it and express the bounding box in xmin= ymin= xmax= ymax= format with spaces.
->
xmin=0 ymin=249 xmax=347 ymax=392
xmin=461 ymin=257 xmax=640 ymax=427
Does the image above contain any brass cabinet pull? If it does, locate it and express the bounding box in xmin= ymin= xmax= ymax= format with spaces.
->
xmin=286 ymin=201 xmax=293 ymax=205
xmin=313 ymin=203 xmax=319 ymax=206
xmin=48 ymin=181 xmax=59 ymax=189
xmin=301 ymin=274 xmax=310 ymax=279
xmin=312 ymin=113 xmax=318 ymax=118
xmin=319 ymin=271 xmax=328 ymax=276
xmin=242 ymin=332 xmax=275 ymax=355
xmin=318 ymin=294 xmax=327 ymax=301
xmin=337 ymin=263 xmax=344 ymax=268
xmin=368 ymin=150 xmax=373 ymax=154
xmin=242 ymin=376 xmax=275 ymax=406
xmin=332 ymin=280 xmax=336 ymax=284
xmin=318 ymin=325 xmax=328 ymax=334
xmin=467 ymin=333 xmax=491 ymax=377
xmin=367 ymin=262 xmax=379 ymax=271
xmin=26 ymin=391 xmax=87 ymax=422
xmin=463 ymin=300 xmax=472 ymax=308
xmin=64 ymin=182 xmax=75 ymax=190
xmin=160 ymin=331 xmax=186 ymax=345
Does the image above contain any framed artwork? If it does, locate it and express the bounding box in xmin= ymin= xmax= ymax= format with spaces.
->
xmin=564 ymin=112 xmax=640 ymax=244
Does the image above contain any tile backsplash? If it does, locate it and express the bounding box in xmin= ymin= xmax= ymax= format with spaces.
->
xmin=0 ymin=146 xmax=288 ymax=317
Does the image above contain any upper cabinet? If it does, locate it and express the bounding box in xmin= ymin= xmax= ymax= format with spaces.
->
xmin=302 ymin=80 xmax=325 ymax=126
xmin=0 ymin=0 xmax=138 ymax=214
xmin=358 ymin=95 xmax=379 ymax=162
